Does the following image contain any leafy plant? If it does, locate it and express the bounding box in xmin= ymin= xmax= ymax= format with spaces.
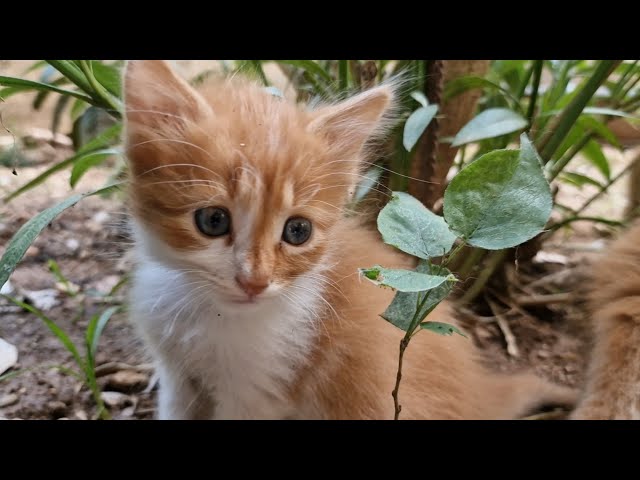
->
xmin=359 ymin=134 xmax=552 ymax=419
xmin=2 ymin=249 xmax=123 ymax=421
xmin=1 ymin=294 xmax=120 ymax=420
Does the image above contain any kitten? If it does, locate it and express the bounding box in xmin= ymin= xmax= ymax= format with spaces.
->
xmin=570 ymin=221 xmax=640 ymax=420
xmin=123 ymin=60 xmax=576 ymax=419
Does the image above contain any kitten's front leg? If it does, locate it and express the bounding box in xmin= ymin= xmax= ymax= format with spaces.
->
xmin=156 ymin=363 xmax=214 ymax=420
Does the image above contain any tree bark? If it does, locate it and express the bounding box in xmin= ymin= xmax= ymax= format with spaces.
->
xmin=408 ymin=60 xmax=491 ymax=210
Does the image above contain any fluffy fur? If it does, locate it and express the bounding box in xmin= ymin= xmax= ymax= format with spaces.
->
xmin=123 ymin=60 xmax=575 ymax=419
xmin=570 ymin=221 xmax=640 ymax=420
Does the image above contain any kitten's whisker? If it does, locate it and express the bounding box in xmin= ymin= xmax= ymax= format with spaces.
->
xmin=127 ymin=138 xmax=220 ymax=166
xmin=137 ymin=162 xmax=224 ymax=182
xmin=289 ymin=283 xmax=340 ymax=322
xmin=122 ymin=108 xmax=217 ymax=144
xmin=300 ymin=272 xmax=348 ymax=302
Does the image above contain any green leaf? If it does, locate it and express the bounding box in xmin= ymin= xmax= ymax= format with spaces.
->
xmin=559 ymin=172 xmax=604 ymax=189
xmin=555 ymin=123 xmax=585 ymax=160
xmin=352 ymin=165 xmax=383 ymax=203
xmin=378 ymin=191 xmax=457 ymax=259
xmin=444 ymin=75 xmax=521 ymax=109
xmin=46 ymin=60 xmax=94 ymax=97
xmin=4 ymin=124 xmax=122 ymax=202
xmin=443 ymin=133 xmax=552 ymax=250
xmin=381 ymin=262 xmax=455 ymax=331
xmin=452 ymin=108 xmax=528 ymax=147
xmin=582 ymin=107 xmax=640 ymax=120
xmin=420 ymin=321 xmax=467 ymax=338
xmin=577 ymin=115 xmax=621 ymax=149
xmin=70 ymin=148 xmax=121 ymax=188
xmin=70 ymin=97 xmax=89 ymax=122
xmin=410 ymin=91 xmax=428 ymax=107
xmin=51 ymin=94 xmax=71 ymax=135
xmin=0 ymin=75 xmax=94 ymax=104
xmin=0 ymin=183 xmax=121 ymax=288
xmin=403 ymin=105 xmax=438 ymax=152
xmin=32 ymin=76 xmax=70 ymax=111
xmin=338 ymin=60 xmax=348 ymax=91
xmin=86 ymin=306 xmax=120 ymax=359
xmin=272 ymin=60 xmax=332 ymax=83
xmin=48 ymin=259 xmax=73 ymax=294
xmin=264 ymin=86 xmax=284 ymax=98
xmin=235 ymin=60 xmax=269 ymax=86
xmin=359 ymin=265 xmax=454 ymax=292
xmin=86 ymin=61 xmax=122 ymax=97
xmin=582 ymin=139 xmax=610 ymax=180
xmin=2 ymin=296 xmax=84 ymax=370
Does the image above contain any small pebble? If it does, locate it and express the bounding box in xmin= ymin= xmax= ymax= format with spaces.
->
xmin=0 ymin=394 xmax=19 ymax=408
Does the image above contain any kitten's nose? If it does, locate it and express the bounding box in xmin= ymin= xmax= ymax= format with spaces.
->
xmin=235 ymin=275 xmax=270 ymax=297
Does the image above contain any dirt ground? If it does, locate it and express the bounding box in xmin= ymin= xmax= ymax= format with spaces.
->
xmin=1 ymin=60 xmax=639 ymax=420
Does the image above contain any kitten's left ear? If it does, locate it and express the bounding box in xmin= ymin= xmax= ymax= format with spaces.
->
xmin=307 ymin=84 xmax=397 ymax=161
xmin=123 ymin=60 xmax=212 ymax=129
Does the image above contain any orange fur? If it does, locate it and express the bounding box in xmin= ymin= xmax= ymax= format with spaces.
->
xmin=123 ymin=61 xmax=576 ymax=419
xmin=570 ymin=222 xmax=640 ymax=420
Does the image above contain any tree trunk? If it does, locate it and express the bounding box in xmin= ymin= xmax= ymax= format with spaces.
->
xmin=408 ymin=60 xmax=491 ymax=210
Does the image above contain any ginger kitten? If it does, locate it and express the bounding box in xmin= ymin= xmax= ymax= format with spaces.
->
xmin=123 ymin=60 xmax=575 ymax=419
xmin=570 ymin=221 xmax=640 ymax=420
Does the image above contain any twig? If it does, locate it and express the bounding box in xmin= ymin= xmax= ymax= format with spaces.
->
xmin=521 ymin=408 xmax=569 ymax=420
xmin=94 ymin=362 xmax=154 ymax=377
xmin=486 ymin=296 xmax=520 ymax=358
xmin=511 ymin=292 xmax=573 ymax=307
xmin=392 ymin=337 xmax=409 ymax=420
xmin=0 ymin=109 xmax=18 ymax=176
xmin=458 ymin=250 xmax=508 ymax=305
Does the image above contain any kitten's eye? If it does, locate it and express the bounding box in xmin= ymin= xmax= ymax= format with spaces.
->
xmin=283 ymin=217 xmax=312 ymax=246
xmin=195 ymin=207 xmax=231 ymax=237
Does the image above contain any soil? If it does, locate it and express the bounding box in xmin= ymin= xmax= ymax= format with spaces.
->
xmin=1 ymin=60 xmax=639 ymax=421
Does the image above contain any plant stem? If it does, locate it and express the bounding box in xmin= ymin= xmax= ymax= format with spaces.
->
xmin=339 ymin=61 xmax=348 ymax=91
xmin=610 ymin=61 xmax=638 ymax=101
xmin=78 ymin=60 xmax=121 ymax=113
xmin=526 ymin=60 xmax=543 ymax=127
xmin=537 ymin=60 xmax=621 ymax=163
xmin=248 ymin=61 xmax=269 ymax=87
xmin=455 ymin=246 xmax=486 ymax=279
xmin=620 ymin=74 xmax=640 ymax=101
xmin=547 ymin=133 xmax=593 ymax=181
xmin=391 ymin=244 xmax=463 ymax=419
xmin=576 ymin=157 xmax=638 ymax=213
xmin=515 ymin=62 xmax=534 ymax=100
xmin=349 ymin=60 xmax=361 ymax=89
xmin=458 ymin=249 xmax=508 ymax=305
xmin=549 ymin=216 xmax=625 ymax=231
xmin=392 ymin=337 xmax=409 ymax=420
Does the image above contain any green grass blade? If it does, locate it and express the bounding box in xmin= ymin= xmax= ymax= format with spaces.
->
xmin=444 ymin=75 xmax=523 ymax=112
xmin=2 ymin=295 xmax=84 ymax=369
xmin=70 ymin=148 xmax=121 ymax=188
xmin=4 ymin=123 xmax=122 ymax=202
xmin=272 ymin=60 xmax=332 ymax=83
xmin=538 ymin=60 xmax=621 ymax=162
xmin=77 ymin=60 xmax=122 ymax=113
xmin=86 ymin=306 xmax=120 ymax=359
xmin=339 ymin=60 xmax=348 ymax=91
xmin=46 ymin=60 xmax=94 ymax=96
xmin=0 ymin=75 xmax=94 ymax=104
xmin=0 ymin=182 xmax=122 ymax=287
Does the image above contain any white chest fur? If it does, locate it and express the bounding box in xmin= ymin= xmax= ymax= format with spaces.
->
xmin=129 ymin=258 xmax=322 ymax=419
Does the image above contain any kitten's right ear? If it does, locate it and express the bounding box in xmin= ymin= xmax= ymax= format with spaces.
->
xmin=123 ymin=60 xmax=211 ymax=129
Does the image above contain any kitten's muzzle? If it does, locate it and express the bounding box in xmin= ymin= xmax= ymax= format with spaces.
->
xmin=235 ymin=274 xmax=270 ymax=299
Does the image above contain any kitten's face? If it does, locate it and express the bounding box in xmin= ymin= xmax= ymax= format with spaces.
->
xmin=123 ymin=61 xmax=394 ymax=306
